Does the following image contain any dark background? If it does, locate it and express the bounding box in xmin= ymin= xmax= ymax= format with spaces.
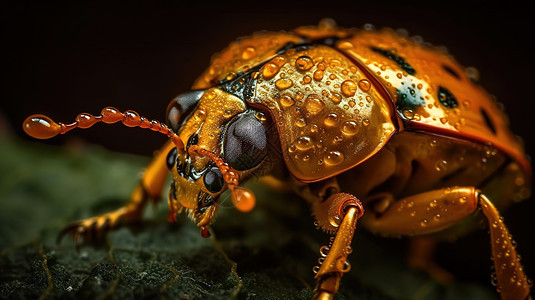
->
xmin=1 ymin=0 xmax=534 ymax=292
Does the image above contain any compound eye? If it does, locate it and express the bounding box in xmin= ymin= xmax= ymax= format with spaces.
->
xmin=166 ymin=90 xmax=205 ymax=131
xmin=203 ymin=166 xmax=224 ymax=193
xmin=166 ymin=147 xmax=178 ymax=170
xmin=224 ymin=112 xmax=267 ymax=171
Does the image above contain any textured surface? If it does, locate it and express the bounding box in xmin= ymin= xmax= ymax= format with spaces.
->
xmin=0 ymin=134 xmax=497 ymax=299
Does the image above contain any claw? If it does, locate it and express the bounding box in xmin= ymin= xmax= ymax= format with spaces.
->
xmin=56 ymin=216 xmax=114 ymax=247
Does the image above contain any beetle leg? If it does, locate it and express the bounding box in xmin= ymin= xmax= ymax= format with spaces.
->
xmin=407 ymin=237 xmax=454 ymax=284
xmin=58 ymin=141 xmax=175 ymax=245
xmin=364 ymin=187 xmax=531 ymax=300
xmin=313 ymin=193 xmax=364 ymax=300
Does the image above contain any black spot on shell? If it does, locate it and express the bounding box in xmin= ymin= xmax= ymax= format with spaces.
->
xmin=480 ymin=108 xmax=497 ymax=134
xmin=442 ymin=64 xmax=461 ymax=79
xmin=437 ymin=86 xmax=458 ymax=109
xmin=371 ymin=46 xmax=416 ymax=75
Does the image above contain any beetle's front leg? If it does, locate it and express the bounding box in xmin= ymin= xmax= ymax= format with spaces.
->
xmin=58 ymin=141 xmax=175 ymax=245
xmin=312 ymin=193 xmax=364 ymax=300
xmin=364 ymin=187 xmax=531 ymax=300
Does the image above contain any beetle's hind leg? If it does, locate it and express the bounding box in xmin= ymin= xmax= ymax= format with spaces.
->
xmin=364 ymin=187 xmax=531 ymax=300
xmin=58 ymin=141 xmax=175 ymax=245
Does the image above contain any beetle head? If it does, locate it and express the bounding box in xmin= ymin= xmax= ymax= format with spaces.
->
xmin=165 ymin=87 xmax=274 ymax=230
xmin=22 ymin=85 xmax=275 ymax=237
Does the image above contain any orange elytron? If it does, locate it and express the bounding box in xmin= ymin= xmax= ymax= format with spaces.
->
xmin=23 ymin=20 xmax=531 ymax=299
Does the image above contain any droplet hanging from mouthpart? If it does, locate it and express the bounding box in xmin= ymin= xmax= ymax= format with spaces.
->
xmin=231 ymin=187 xmax=256 ymax=212
xmin=200 ymin=226 xmax=211 ymax=238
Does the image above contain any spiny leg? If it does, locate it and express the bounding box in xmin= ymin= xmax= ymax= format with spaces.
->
xmin=479 ymin=194 xmax=531 ymax=300
xmin=363 ymin=187 xmax=531 ymax=300
xmin=313 ymin=193 xmax=364 ymax=300
xmin=58 ymin=141 xmax=176 ymax=245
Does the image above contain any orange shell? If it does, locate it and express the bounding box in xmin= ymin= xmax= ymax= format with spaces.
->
xmin=335 ymin=28 xmax=531 ymax=176
xmin=191 ymin=22 xmax=531 ymax=181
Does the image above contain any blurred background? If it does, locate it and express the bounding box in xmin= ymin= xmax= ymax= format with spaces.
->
xmin=1 ymin=0 xmax=534 ymax=294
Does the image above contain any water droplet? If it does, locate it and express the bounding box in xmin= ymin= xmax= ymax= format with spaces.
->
xmin=420 ymin=219 xmax=429 ymax=227
xmin=337 ymin=41 xmax=354 ymax=49
xmin=295 ymin=136 xmax=314 ymax=150
xmin=288 ymin=144 xmax=296 ymax=153
xmin=255 ymin=112 xmax=266 ymax=121
xmin=358 ymin=79 xmax=371 ymax=92
xmin=341 ymin=120 xmax=359 ymax=136
xmin=466 ymin=67 xmax=480 ymax=82
xmin=334 ymin=257 xmax=351 ymax=273
xmin=305 ymin=95 xmax=325 ymax=114
xmin=280 ymin=94 xmax=295 ymax=107
xmin=295 ymin=117 xmax=307 ymax=127
xmin=330 ymin=59 xmax=341 ymax=68
xmin=312 ymin=265 xmax=320 ymax=274
xmin=435 ymin=160 xmax=448 ymax=172
xmin=324 ymin=151 xmax=344 ymax=165
xmin=206 ymin=90 xmax=217 ymax=99
xmin=323 ymin=113 xmax=339 ymax=127
xmin=491 ymin=272 xmax=498 ymax=286
xmin=194 ymin=109 xmax=206 ymax=121
xmin=262 ymin=62 xmax=280 ymax=79
xmin=402 ymin=109 xmax=415 ymax=119
xmin=295 ymin=55 xmax=314 ymax=71
xmin=362 ymin=119 xmax=370 ymax=126
xmin=241 ymin=46 xmax=256 ymax=60
xmin=462 ymin=99 xmax=471 ymax=109
xmin=341 ymin=80 xmax=357 ymax=97
xmin=313 ymin=69 xmax=324 ymax=81
xmin=302 ymin=75 xmax=312 ymax=84
xmin=329 ymin=92 xmax=342 ymax=104
xmin=275 ymin=78 xmax=293 ymax=90
xmin=329 ymin=214 xmax=341 ymax=227
xmin=225 ymin=72 xmax=237 ymax=81
xmin=319 ymin=246 xmax=330 ymax=257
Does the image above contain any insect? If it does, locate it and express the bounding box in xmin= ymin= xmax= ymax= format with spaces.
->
xmin=22 ymin=19 xmax=531 ymax=299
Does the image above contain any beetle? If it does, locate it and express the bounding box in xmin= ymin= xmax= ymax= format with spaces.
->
xmin=22 ymin=19 xmax=531 ymax=299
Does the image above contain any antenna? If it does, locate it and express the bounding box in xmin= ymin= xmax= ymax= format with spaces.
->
xmin=23 ymin=107 xmax=185 ymax=151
